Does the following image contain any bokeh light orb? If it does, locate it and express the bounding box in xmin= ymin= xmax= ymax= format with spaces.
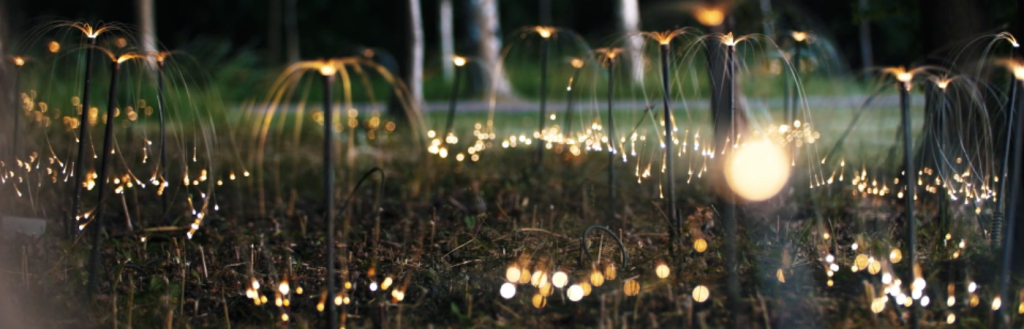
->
xmin=725 ymin=139 xmax=790 ymax=202
xmin=500 ymin=282 xmax=516 ymax=299
xmin=567 ymin=284 xmax=584 ymax=302
xmin=692 ymin=285 xmax=710 ymax=303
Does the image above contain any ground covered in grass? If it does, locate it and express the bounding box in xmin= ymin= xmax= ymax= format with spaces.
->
xmin=0 ymin=114 xmax=1009 ymax=328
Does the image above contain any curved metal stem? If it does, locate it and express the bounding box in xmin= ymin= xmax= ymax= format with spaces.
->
xmin=579 ymin=225 xmax=628 ymax=270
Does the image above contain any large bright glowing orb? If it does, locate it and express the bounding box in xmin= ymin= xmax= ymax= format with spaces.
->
xmin=725 ymin=139 xmax=790 ymax=201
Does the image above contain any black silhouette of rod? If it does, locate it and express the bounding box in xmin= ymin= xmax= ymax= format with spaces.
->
xmin=536 ymin=35 xmax=550 ymax=167
xmin=998 ymin=77 xmax=1022 ymax=329
xmin=443 ymin=60 xmax=464 ymax=141
xmin=322 ymin=70 xmax=338 ymax=329
xmin=11 ymin=60 xmax=22 ymax=163
xmin=898 ymin=78 xmax=919 ymax=329
xmin=659 ymin=43 xmax=677 ymax=249
xmin=156 ymin=58 xmax=169 ymax=223
xmin=563 ymin=62 xmax=582 ymax=138
xmin=71 ymin=37 xmax=98 ymax=238
xmin=724 ymin=43 xmax=742 ymax=320
xmin=603 ymin=58 xmax=615 ymax=224
xmin=86 ymin=59 xmax=122 ymax=296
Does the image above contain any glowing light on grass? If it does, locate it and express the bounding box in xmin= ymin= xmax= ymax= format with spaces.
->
xmin=14 ymin=57 xmax=24 ymax=66
xmin=279 ymin=281 xmax=290 ymax=295
xmin=604 ymin=263 xmax=617 ymax=280
xmin=453 ymin=56 xmax=467 ymax=67
xmin=921 ymin=295 xmax=930 ymax=306
xmin=694 ymin=238 xmax=708 ymax=252
xmin=693 ymin=285 xmax=710 ymax=303
xmin=992 ymin=296 xmax=1002 ymax=310
xmin=968 ymin=281 xmax=977 ymax=293
xmin=656 ymin=263 xmax=670 ymax=279
xmin=724 ymin=139 xmax=790 ymax=201
xmin=532 ymin=294 xmax=546 ymax=308
xmin=889 ymin=249 xmax=902 ymax=263
xmin=391 ymin=289 xmax=405 ymax=302
xmin=500 ymin=282 xmax=516 ymax=299
xmin=946 ymin=313 xmax=956 ymax=324
xmin=382 ymin=276 xmax=393 ymax=290
xmin=590 ymin=270 xmax=605 ymax=287
xmin=567 ymin=284 xmax=584 ymax=301
xmin=623 ymin=279 xmax=640 ymax=296
xmin=776 ymin=268 xmax=786 ymax=283
xmin=551 ymin=271 xmax=568 ymax=288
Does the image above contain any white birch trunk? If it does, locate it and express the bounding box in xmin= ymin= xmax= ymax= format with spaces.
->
xmin=617 ymin=0 xmax=644 ymax=84
xmin=440 ymin=0 xmax=455 ymax=81
xmin=408 ymin=0 xmax=425 ymax=108
xmin=474 ymin=0 xmax=513 ymax=97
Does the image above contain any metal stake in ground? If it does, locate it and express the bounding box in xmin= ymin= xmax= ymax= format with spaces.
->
xmin=598 ymin=56 xmax=615 ymax=225
xmin=87 ymin=57 xmax=125 ymax=296
xmin=11 ymin=57 xmax=24 ymax=163
xmin=535 ymin=27 xmax=552 ymax=168
xmin=998 ymin=73 xmax=1023 ymax=329
xmin=156 ymin=55 xmax=170 ymax=223
xmin=563 ymin=58 xmax=583 ymax=139
xmin=71 ymin=37 xmax=98 ymax=238
xmin=997 ymin=57 xmax=1020 ymax=249
xmin=724 ymin=37 xmax=742 ymax=321
xmin=443 ymin=56 xmax=466 ymax=143
xmin=319 ymin=63 xmax=338 ymax=329
xmin=897 ymin=74 xmax=919 ymax=329
xmin=658 ymin=42 xmax=677 ymax=251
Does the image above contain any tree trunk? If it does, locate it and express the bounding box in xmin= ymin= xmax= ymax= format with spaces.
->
xmin=440 ymin=0 xmax=455 ymax=81
xmin=137 ymin=0 xmax=157 ymax=57
xmin=473 ymin=0 xmax=513 ymax=98
xmin=268 ymin=0 xmax=282 ymax=65
xmin=617 ymin=0 xmax=644 ymax=84
xmin=284 ymin=0 xmax=301 ymax=64
xmin=857 ymin=0 xmax=873 ymax=74
xmin=407 ymin=0 xmax=425 ymax=108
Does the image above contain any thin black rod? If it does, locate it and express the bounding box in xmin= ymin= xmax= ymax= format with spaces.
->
xmin=71 ymin=37 xmax=98 ymax=238
xmin=12 ymin=65 xmax=21 ymax=162
xmin=563 ymin=67 xmax=581 ymax=137
xmin=443 ymin=64 xmax=463 ymax=140
xmin=157 ymin=60 xmax=169 ymax=224
xmin=724 ymin=44 xmax=741 ymax=321
xmin=937 ymin=89 xmax=949 ymax=236
xmin=659 ymin=43 xmax=676 ymax=251
xmin=86 ymin=60 xmax=120 ymax=296
xmin=790 ymin=40 xmax=802 ymax=124
xmin=998 ymin=77 xmax=1022 ymax=329
xmin=580 ymin=225 xmax=628 ymax=269
xmin=998 ymin=71 xmax=1018 ymax=222
xmin=605 ymin=60 xmax=615 ymax=224
xmin=323 ymin=72 xmax=338 ymax=329
xmin=899 ymin=80 xmax=919 ymax=329
xmin=536 ymin=37 xmax=550 ymax=167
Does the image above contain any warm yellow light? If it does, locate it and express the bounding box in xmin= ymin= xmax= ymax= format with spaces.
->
xmin=623 ymin=279 xmax=640 ymax=296
xmin=776 ymin=268 xmax=786 ymax=283
xmin=694 ymin=238 xmax=708 ymax=252
xmin=13 ymin=57 xmax=24 ymax=66
xmin=604 ymin=264 xmax=617 ymax=280
xmin=453 ymin=56 xmax=467 ymax=67
xmin=571 ymin=58 xmax=584 ymax=69
xmin=551 ymin=271 xmax=569 ymax=288
xmin=871 ymin=298 xmax=885 ymax=313
xmin=970 ymin=294 xmax=980 ymax=307
xmin=692 ymin=285 xmax=710 ymax=303
xmin=391 ymin=289 xmax=405 ymax=302
xmin=532 ymin=294 xmax=546 ymax=308
xmin=281 ymin=313 xmax=289 ymax=322
xmin=946 ymin=313 xmax=956 ymax=324
xmin=279 ymin=281 xmax=290 ymax=295
xmin=721 ymin=32 xmax=736 ymax=46
xmin=580 ymin=282 xmax=592 ymax=296
xmin=535 ymin=26 xmax=553 ymax=39
xmin=868 ymin=260 xmax=881 ymax=275
xmin=539 ymin=282 xmax=554 ymax=296
xmin=506 ymin=265 xmax=522 ymax=282
xmin=791 ymin=31 xmax=808 ymax=42
xmin=855 ymin=254 xmax=868 ymax=269
xmin=725 ymin=139 xmax=790 ymax=201
xmin=1014 ymin=64 xmax=1024 ymax=81
xmin=655 ymin=263 xmax=671 ymax=279
xmin=590 ymin=270 xmax=605 ymax=287
xmin=49 ymin=41 xmax=61 ymax=53
xmin=889 ymin=249 xmax=903 ymax=264
xmin=992 ymin=296 xmax=1002 ymax=310
xmin=519 ymin=269 xmax=532 ymax=284
xmin=381 ymin=276 xmax=393 ymax=290
xmin=693 ymin=6 xmax=725 ymax=26
xmin=320 ymin=64 xmax=337 ymax=76
xmin=936 ymin=79 xmax=950 ymax=90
